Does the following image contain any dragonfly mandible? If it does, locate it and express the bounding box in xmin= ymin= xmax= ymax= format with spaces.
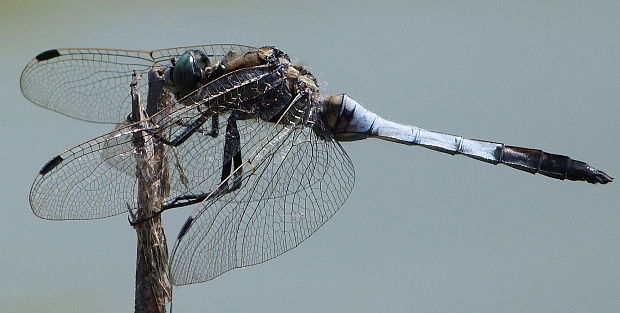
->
xmin=21 ymin=44 xmax=613 ymax=285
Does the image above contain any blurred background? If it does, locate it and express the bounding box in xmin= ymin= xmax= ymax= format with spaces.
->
xmin=1 ymin=1 xmax=618 ymax=312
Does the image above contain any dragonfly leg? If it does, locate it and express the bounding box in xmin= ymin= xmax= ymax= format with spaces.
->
xmin=178 ymin=113 xmax=219 ymax=137
xmin=170 ymin=116 xmax=244 ymax=204
xmin=207 ymin=114 xmax=219 ymax=137
xmin=149 ymin=113 xmax=210 ymax=147
xmin=160 ymin=116 xmax=243 ymax=208
xmin=130 ymin=115 xmax=245 ymax=226
xmin=128 ymin=205 xmax=165 ymax=226
xmin=132 ymin=191 xmax=217 ymax=227
xmin=220 ymin=115 xmax=243 ymax=191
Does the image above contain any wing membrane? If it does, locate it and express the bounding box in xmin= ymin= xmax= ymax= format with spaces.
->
xmin=29 ymin=65 xmax=283 ymax=220
xmin=169 ymin=118 xmax=355 ymax=285
xmin=20 ymin=45 xmax=256 ymax=123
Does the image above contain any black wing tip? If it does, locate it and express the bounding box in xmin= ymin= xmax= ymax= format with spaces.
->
xmin=177 ymin=216 xmax=194 ymax=240
xmin=35 ymin=49 xmax=61 ymax=61
xmin=39 ymin=155 xmax=64 ymax=175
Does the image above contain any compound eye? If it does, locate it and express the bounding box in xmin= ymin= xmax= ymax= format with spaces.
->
xmin=173 ymin=52 xmax=201 ymax=99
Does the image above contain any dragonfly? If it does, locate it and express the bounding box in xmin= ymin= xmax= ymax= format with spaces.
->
xmin=21 ymin=44 xmax=613 ymax=286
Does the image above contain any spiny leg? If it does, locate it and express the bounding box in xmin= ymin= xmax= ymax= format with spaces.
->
xmin=220 ymin=114 xmax=243 ymax=191
xmin=130 ymin=114 xmax=245 ymax=226
xmin=151 ymin=113 xmax=209 ymax=147
xmin=167 ymin=114 xmax=244 ymax=206
xmin=129 ymin=113 xmax=221 ymax=225
xmin=208 ymin=114 xmax=219 ymax=137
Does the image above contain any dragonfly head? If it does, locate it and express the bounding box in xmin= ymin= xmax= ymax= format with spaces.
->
xmin=171 ymin=50 xmax=211 ymax=100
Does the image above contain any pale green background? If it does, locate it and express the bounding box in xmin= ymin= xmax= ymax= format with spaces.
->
xmin=1 ymin=1 xmax=619 ymax=312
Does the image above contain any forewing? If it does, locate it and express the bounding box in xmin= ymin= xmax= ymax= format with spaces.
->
xmin=20 ymin=44 xmax=257 ymax=123
xmin=20 ymin=48 xmax=156 ymax=123
xmin=169 ymin=120 xmax=355 ymax=285
xmin=150 ymin=44 xmax=256 ymax=65
xmin=29 ymin=64 xmax=283 ymax=220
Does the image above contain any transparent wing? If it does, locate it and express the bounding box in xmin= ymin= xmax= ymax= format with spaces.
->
xmin=29 ymin=65 xmax=282 ymax=220
xmin=150 ymin=44 xmax=256 ymax=65
xmin=169 ymin=119 xmax=355 ymax=285
xmin=20 ymin=44 xmax=256 ymax=123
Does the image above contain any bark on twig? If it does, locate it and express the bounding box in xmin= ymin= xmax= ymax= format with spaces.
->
xmin=131 ymin=69 xmax=172 ymax=313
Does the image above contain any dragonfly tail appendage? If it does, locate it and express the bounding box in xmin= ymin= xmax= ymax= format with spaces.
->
xmin=323 ymin=94 xmax=612 ymax=184
xmin=499 ymin=146 xmax=613 ymax=184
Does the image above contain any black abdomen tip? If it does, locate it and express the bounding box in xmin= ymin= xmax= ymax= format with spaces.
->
xmin=567 ymin=160 xmax=614 ymax=184
xmin=588 ymin=168 xmax=613 ymax=184
xmin=35 ymin=49 xmax=61 ymax=61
